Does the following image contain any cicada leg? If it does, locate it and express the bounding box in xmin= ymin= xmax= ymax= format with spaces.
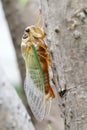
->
xmin=44 ymin=86 xmax=55 ymax=101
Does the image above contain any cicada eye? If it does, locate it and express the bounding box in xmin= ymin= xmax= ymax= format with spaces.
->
xmin=23 ymin=33 xmax=28 ymax=39
xmin=25 ymin=27 xmax=30 ymax=33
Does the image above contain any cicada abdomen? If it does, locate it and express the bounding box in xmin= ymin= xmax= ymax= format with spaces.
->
xmin=21 ymin=19 xmax=55 ymax=121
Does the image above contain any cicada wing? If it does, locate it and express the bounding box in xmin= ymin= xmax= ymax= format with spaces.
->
xmin=24 ymin=45 xmax=51 ymax=121
xmin=26 ymin=44 xmax=45 ymax=93
xmin=24 ymin=73 xmax=52 ymax=121
xmin=24 ymin=74 xmax=45 ymax=121
xmin=44 ymin=100 xmax=51 ymax=117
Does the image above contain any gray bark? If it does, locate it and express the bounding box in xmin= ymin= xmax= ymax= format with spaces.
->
xmin=0 ymin=68 xmax=35 ymax=130
xmin=41 ymin=0 xmax=87 ymax=130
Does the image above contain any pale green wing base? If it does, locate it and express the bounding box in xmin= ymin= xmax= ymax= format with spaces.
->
xmin=25 ymin=44 xmax=44 ymax=93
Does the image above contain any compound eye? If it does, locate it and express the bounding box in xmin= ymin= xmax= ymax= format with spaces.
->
xmin=23 ymin=33 xmax=28 ymax=39
xmin=25 ymin=27 xmax=30 ymax=33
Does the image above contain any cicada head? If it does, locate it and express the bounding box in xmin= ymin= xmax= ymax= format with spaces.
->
xmin=21 ymin=13 xmax=45 ymax=58
xmin=21 ymin=27 xmax=31 ymax=55
xmin=21 ymin=25 xmax=45 ymax=62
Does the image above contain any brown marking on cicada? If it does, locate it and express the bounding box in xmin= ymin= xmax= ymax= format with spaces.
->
xmin=45 ymin=86 xmax=55 ymax=101
xmin=43 ymin=72 xmax=55 ymax=101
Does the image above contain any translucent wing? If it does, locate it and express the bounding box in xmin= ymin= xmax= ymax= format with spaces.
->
xmin=24 ymin=44 xmax=51 ymax=121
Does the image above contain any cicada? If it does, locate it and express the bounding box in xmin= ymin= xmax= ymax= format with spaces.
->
xmin=21 ymin=16 xmax=55 ymax=121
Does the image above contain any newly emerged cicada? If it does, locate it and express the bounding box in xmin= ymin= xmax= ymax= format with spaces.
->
xmin=21 ymin=16 xmax=55 ymax=121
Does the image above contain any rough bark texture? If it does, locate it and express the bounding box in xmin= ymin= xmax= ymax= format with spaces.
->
xmin=0 ymin=68 xmax=35 ymax=130
xmin=41 ymin=0 xmax=87 ymax=130
xmin=1 ymin=0 xmax=40 ymax=85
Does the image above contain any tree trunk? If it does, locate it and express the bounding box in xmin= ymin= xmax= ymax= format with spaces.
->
xmin=41 ymin=0 xmax=87 ymax=130
xmin=0 ymin=68 xmax=35 ymax=130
